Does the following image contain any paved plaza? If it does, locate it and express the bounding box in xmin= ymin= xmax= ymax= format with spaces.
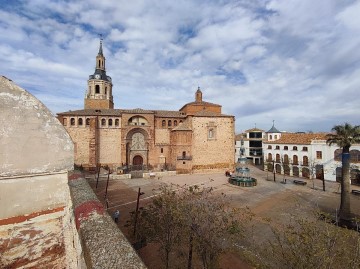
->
xmin=86 ymin=166 xmax=360 ymax=268
xmin=87 ymin=166 xmax=360 ymax=223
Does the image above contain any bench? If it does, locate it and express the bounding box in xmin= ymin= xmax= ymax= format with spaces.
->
xmin=293 ymin=180 xmax=307 ymax=186
xmin=352 ymin=190 xmax=360 ymax=196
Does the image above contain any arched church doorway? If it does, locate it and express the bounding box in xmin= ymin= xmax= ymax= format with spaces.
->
xmin=133 ymin=155 xmax=143 ymax=165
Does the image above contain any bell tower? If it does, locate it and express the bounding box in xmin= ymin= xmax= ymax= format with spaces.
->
xmin=84 ymin=38 xmax=114 ymax=109
xmin=195 ymin=86 xmax=202 ymax=102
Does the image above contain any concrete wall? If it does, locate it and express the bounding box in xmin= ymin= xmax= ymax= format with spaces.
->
xmin=69 ymin=174 xmax=146 ymax=269
xmin=0 ymin=76 xmax=82 ymax=268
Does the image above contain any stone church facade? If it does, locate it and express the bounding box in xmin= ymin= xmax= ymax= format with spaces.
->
xmin=57 ymin=41 xmax=235 ymax=173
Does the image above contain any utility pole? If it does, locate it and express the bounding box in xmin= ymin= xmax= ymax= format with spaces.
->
xmin=133 ymin=187 xmax=145 ymax=236
xmin=104 ymin=168 xmax=111 ymax=208
xmin=96 ymin=164 xmax=100 ymax=189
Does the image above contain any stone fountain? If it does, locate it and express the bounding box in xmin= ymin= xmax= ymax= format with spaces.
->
xmin=228 ymin=157 xmax=257 ymax=187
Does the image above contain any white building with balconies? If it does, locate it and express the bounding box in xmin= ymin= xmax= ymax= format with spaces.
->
xmin=263 ymin=129 xmax=360 ymax=185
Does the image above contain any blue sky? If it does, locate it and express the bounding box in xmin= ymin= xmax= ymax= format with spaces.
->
xmin=1 ymin=0 xmax=359 ymax=133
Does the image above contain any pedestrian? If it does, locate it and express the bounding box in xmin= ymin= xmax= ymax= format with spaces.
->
xmin=113 ymin=210 xmax=120 ymax=223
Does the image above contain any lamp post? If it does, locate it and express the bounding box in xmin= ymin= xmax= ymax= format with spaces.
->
xmin=272 ymin=160 xmax=276 ymax=182
xmin=133 ymin=187 xmax=145 ymax=236
xmin=322 ymin=166 xmax=325 ymax=192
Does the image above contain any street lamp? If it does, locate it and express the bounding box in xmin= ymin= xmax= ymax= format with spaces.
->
xmin=133 ymin=187 xmax=145 ymax=236
xmin=272 ymin=160 xmax=276 ymax=182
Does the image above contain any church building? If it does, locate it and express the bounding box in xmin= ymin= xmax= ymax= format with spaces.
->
xmin=57 ymin=40 xmax=235 ymax=173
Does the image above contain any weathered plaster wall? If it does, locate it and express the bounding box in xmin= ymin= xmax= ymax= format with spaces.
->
xmin=0 ymin=173 xmax=70 ymax=220
xmin=0 ymin=76 xmax=73 ymax=177
xmin=0 ymin=173 xmax=83 ymax=269
xmin=0 ymin=76 xmax=82 ymax=268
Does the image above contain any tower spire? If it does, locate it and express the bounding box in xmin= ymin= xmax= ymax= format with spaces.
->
xmin=98 ymin=34 xmax=103 ymax=56
xmin=84 ymin=37 xmax=114 ymax=109
xmin=195 ymin=86 xmax=202 ymax=102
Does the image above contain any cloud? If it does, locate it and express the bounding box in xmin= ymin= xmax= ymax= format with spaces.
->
xmin=0 ymin=0 xmax=359 ymax=133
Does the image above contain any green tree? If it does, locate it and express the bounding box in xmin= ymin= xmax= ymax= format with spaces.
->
xmin=326 ymin=123 xmax=360 ymax=221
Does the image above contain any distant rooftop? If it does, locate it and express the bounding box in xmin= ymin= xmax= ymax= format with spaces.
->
xmin=264 ymin=132 xmax=328 ymax=145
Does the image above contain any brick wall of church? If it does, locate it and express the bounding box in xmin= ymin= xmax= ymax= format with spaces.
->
xmin=84 ymin=99 xmax=113 ymax=109
xmin=170 ymin=130 xmax=193 ymax=173
xmin=155 ymin=128 xmax=171 ymax=144
xmin=181 ymin=104 xmax=221 ymax=115
xmin=98 ymin=128 xmax=122 ymax=168
xmin=65 ymin=123 xmax=94 ymax=168
xmin=191 ymin=117 xmax=235 ymax=170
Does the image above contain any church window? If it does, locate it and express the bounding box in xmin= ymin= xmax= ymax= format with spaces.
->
xmin=302 ymin=146 xmax=308 ymax=151
xmin=275 ymin=145 xmax=280 ymax=150
xmin=284 ymin=146 xmax=288 ymax=150
xmin=168 ymin=120 xmax=172 ymax=127
xmin=209 ymin=129 xmax=214 ymax=138
xmin=269 ymin=135 xmax=272 ymax=140
xmin=101 ymin=118 xmax=106 ymax=126
xmin=115 ymin=119 xmax=119 ymax=126
xmin=161 ymin=148 xmax=163 ymax=153
xmin=98 ymin=60 xmax=101 ymax=67
xmin=63 ymin=118 xmax=67 ymax=126
xmin=182 ymin=151 xmax=186 ymax=158
xmin=274 ymin=135 xmax=278 ymax=139
xmin=316 ymin=151 xmax=322 ymax=159
xmin=293 ymin=146 xmax=298 ymax=151
xmin=268 ymin=145 xmax=272 ymax=149
xmin=70 ymin=118 xmax=75 ymax=126
xmin=179 ymin=120 xmax=183 ymax=123
xmin=95 ymin=85 xmax=100 ymax=94
xmin=109 ymin=119 xmax=113 ymax=126
xmin=86 ymin=118 xmax=90 ymax=126
xmin=174 ymin=120 xmax=178 ymax=126
xmin=128 ymin=116 xmax=148 ymax=126
xmin=78 ymin=118 xmax=83 ymax=126
xmin=105 ymin=87 xmax=107 ymax=95
xmin=162 ymin=120 xmax=166 ymax=127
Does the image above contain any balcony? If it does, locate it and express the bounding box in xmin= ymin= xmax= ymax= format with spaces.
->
xmin=177 ymin=156 xmax=192 ymax=161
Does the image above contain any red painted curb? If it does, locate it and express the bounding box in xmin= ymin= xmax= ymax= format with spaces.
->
xmin=74 ymin=200 xmax=104 ymax=229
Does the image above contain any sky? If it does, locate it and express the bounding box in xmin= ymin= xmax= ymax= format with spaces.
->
xmin=1 ymin=0 xmax=359 ymax=133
